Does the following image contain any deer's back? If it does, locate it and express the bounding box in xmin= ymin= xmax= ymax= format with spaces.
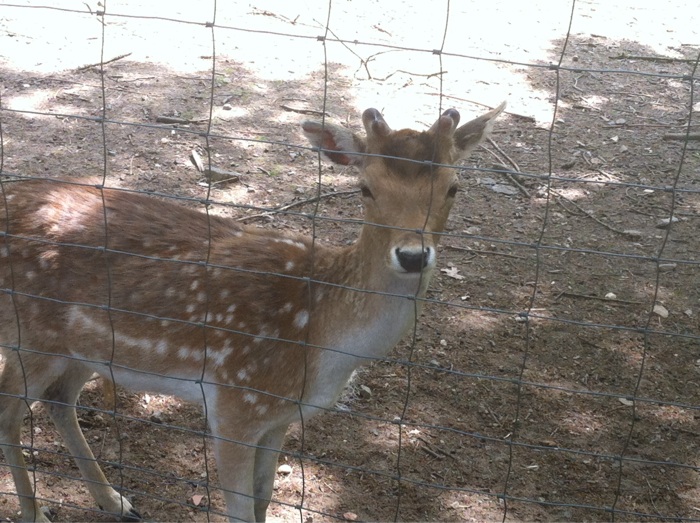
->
xmin=0 ymin=180 xmax=321 ymax=405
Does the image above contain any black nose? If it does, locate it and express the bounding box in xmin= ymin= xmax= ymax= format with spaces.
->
xmin=395 ymin=247 xmax=431 ymax=273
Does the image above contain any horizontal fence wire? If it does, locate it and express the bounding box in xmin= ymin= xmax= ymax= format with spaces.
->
xmin=0 ymin=0 xmax=699 ymax=521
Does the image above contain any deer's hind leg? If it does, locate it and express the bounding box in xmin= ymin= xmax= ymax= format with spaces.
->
xmin=44 ymin=363 xmax=140 ymax=521
xmin=0 ymin=350 xmax=139 ymax=522
xmin=0 ymin=350 xmax=55 ymax=522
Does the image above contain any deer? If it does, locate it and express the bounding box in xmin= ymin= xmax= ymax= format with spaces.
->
xmin=0 ymin=101 xmax=505 ymax=522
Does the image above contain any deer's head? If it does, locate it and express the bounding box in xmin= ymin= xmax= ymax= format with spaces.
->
xmin=302 ymin=103 xmax=505 ymax=279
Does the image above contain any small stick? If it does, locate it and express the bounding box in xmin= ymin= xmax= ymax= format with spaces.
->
xmin=609 ymin=53 xmax=699 ymax=64
xmin=279 ymin=105 xmax=330 ymax=117
xmin=487 ymin=137 xmax=520 ymax=173
xmin=444 ymin=245 xmax=526 ymax=260
xmin=236 ymin=189 xmax=360 ymax=222
xmin=480 ymin=142 xmax=531 ymax=198
xmin=156 ymin=115 xmax=208 ymax=125
xmin=662 ymin=132 xmax=700 ymax=141
xmin=75 ymin=52 xmax=132 ymax=72
xmin=419 ymin=445 xmax=443 ymax=460
xmin=554 ymin=291 xmax=642 ymax=305
xmin=551 ymin=189 xmax=628 ymax=235
xmin=424 ymin=93 xmax=533 ymax=120
xmin=416 ymin=436 xmax=457 ymax=461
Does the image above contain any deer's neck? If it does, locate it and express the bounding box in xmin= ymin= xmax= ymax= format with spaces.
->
xmin=293 ymin=233 xmax=433 ymax=413
xmin=305 ymin=233 xmax=433 ymax=390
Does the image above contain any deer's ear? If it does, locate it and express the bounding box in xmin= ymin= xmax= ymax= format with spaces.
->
xmin=453 ymin=102 xmax=506 ymax=159
xmin=302 ymin=120 xmax=367 ymax=166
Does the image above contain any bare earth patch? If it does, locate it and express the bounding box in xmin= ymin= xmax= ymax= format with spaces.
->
xmin=1 ymin=1 xmax=699 ymax=521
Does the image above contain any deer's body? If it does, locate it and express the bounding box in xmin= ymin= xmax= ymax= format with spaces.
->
xmin=0 ymin=103 xmax=504 ymax=522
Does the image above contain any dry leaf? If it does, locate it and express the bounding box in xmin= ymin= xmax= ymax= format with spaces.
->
xmin=653 ymin=304 xmax=669 ymax=318
xmin=440 ymin=266 xmax=464 ymax=280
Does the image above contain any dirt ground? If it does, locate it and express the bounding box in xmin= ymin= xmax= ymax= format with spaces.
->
xmin=1 ymin=0 xmax=699 ymax=521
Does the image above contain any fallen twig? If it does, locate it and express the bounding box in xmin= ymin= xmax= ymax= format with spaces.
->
xmin=554 ymin=291 xmax=642 ymax=305
xmin=75 ymin=52 xmax=132 ymax=72
xmin=280 ymin=105 xmax=330 ymax=117
xmin=445 ymin=244 xmax=526 ymax=260
xmin=481 ymin=140 xmax=531 ymax=198
xmin=551 ymin=189 xmax=629 ymax=235
xmin=156 ymin=115 xmax=209 ymax=125
xmin=425 ymin=93 xmax=534 ymax=122
xmin=417 ymin=436 xmax=457 ymax=461
xmin=610 ymin=53 xmax=699 ymax=64
xmin=236 ymin=189 xmax=360 ymax=222
xmin=662 ymin=132 xmax=700 ymax=141
xmin=487 ymin=137 xmax=520 ymax=172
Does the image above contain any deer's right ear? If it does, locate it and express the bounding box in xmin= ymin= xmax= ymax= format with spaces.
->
xmin=302 ymin=120 xmax=366 ymax=166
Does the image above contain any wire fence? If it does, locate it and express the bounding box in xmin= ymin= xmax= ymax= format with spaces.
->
xmin=0 ymin=0 xmax=699 ymax=521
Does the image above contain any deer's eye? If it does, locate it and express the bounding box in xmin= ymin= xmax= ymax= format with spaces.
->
xmin=447 ymin=184 xmax=459 ymax=198
xmin=360 ymin=184 xmax=374 ymax=199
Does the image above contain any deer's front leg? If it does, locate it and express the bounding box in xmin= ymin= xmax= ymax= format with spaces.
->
xmin=213 ymin=427 xmax=258 ymax=522
xmin=253 ymin=426 xmax=288 ymax=522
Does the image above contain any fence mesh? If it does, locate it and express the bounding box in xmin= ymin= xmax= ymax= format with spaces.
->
xmin=0 ymin=0 xmax=699 ymax=521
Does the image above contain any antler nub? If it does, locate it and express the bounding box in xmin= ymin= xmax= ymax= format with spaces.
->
xmin=430 ymin=108 xmax=461 ymax=136
xmin=362 ymin=108 xmax=392 ymax=138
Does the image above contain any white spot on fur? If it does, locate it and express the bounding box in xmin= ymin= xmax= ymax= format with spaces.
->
xmin=243 ymin=392 xmax=257 ymax=405
xmin=285 ymin=260 xmax=294 ymax=271
xmin=225 ymin=314 xmax=234 ymax=325
xmin=190 ymin=280 xmax=199 ymax=291
xmin=209 ymin=346 xmax=233 ymax=367
xmin=215 ymin=313 xmax=224 ymax=323
xmin=294 ymin=310 xmax=309 ymax=330
xmin=255 ymin=404 xmax=269 ymax=415
xmin=253 ymin=326 xmax=273 ymax=344
xmin=276 ymin=238 xmax=307 ymax=250
xmin=165 ymin=287 xmax=177 ymax=298
xmin=226 ymin=304 xmax=236 ymax=313
xmin=220 ymin=289 xmax=230 ymax=299
xmin=25 ymin=271 xmax=36 ymax=280
xmin=155 ymin=340 xmax=168 ymax=354
xmin=197 ymin=291 xmax=206 ymax=303
xmin=237 ymin=369 xmax=249 ymax=382
xmin=116 ymin=331 xmax=152 ymax=351
xmin=280 ymin=302 xmax=293 ymax=314
xmin=186 ymin=304 xmax=196 ymax=314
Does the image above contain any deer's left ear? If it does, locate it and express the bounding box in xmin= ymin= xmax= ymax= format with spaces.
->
xmin=302 ymin=120 xmax=367 ymax=166
xmin=452 ymin=102 xmax=506 ymax=159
